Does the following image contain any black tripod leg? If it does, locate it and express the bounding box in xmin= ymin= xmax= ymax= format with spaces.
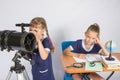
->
xmin=106 ymin=71 xmax=115 ymax=80
xmin=6 ymin=71 xmax=13 ymax=80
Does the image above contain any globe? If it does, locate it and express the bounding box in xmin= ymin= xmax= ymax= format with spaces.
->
xmin=105 ymin=40 xmax=117 ymax=52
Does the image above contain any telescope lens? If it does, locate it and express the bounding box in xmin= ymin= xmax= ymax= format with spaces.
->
xmin=0 ymin=30 xmax=10 ymax=50
xmin=24 ymin=33 xmax=36 ymax=51
xmin=0 ymin=30 xmax=36 ymax=52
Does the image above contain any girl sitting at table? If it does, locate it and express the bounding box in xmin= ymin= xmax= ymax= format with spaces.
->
xmin=64 ymin=23 xmax=109 ymax=80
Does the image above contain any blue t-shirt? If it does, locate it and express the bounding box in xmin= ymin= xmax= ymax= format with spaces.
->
xmin=32 ymin=37 xmax=55 ymax=80
xmin=70 ymin=39 xmax=101 ymax=54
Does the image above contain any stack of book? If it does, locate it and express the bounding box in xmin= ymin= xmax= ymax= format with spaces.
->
xmin=102 ymin=56 xmax=120 ymax=69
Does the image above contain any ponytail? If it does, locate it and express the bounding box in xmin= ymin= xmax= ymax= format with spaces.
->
xmin=46 ymin=28 xmax=55 ymax=53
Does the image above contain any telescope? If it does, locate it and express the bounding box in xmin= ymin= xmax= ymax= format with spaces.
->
xmin=0 ymin=23 xmax=36 ymax=80
xmin=0 ymin=23 xmax=36 ymax=52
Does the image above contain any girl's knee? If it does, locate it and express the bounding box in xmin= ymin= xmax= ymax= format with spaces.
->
xmin=72 ymin=73 xmax=81 ymax=80
xmin=98 ymin=78 xmax=105 ymax=80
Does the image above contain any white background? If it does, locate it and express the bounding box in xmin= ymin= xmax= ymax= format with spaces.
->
xmin=0 ymin=0 xmax=120 ymax=80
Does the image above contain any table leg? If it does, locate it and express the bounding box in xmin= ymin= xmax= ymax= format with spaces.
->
xmin=106 ymin=71 xmax=115 ymax=80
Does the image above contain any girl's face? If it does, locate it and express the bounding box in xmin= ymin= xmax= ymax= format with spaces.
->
xmin=85 ymin=30 xmax=98 ymax=45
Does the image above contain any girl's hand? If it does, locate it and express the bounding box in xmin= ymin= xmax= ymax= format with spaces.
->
xmin=95 ymin=38 xmax=102 ymax=45
xmin=30 ymin=28 xmax=43 ymax=42
xmin=77 ymin=54 xmax=86 ymax=59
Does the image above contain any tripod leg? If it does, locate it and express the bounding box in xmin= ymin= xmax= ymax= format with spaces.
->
xmin=17 ymin=73 xmax=24 ymax=80
xmin=6 ymin=71 xmax=13 ymax=80
xmin=23 ymin=69 xmax=30 ymax=80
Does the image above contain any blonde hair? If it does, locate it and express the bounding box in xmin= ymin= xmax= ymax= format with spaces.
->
xmin=86 ymin=23 xmax=100 ymax=38
xmin=30 ymin=17 xmax=55 ymax=53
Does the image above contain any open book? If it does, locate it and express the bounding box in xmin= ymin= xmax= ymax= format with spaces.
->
xmin=85 ymin=61 xmax=103 ymax=71
xmin=73 ymin=54 xmax=102 ymax=63
xmin=73 ymin=54 xmax=103 ymax=71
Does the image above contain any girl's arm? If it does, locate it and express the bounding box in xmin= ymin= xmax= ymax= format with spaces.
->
xmin=37 ymin=40 xmax=49 ymax=60
xmin=96 ymin=38 xmax=109 ymax=56
xmin=30 ymin=28 xmax=49 ymax=60
xmin=64 ymin=47 xmax=86 ymax=59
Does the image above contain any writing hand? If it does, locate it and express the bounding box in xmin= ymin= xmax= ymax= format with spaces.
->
xmin=77 ymin=54 xmax=86 ymax=59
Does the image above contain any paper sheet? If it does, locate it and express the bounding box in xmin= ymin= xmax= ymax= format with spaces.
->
xmin=73 ymin=54 xmax=102 ymax=62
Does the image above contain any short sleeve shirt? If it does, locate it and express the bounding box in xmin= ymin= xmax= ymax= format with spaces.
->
xmin=32 ymin=37 xmax=55 ymax=80
xmin=70 ymin=39 xmax=101 ymax=54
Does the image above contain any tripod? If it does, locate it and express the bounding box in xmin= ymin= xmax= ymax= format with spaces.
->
xmin=6 ymin=51 xmax=30 ymax=80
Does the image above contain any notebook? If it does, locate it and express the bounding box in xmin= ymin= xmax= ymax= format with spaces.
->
xmin=85 ymin=61 xmax=103 ymax=71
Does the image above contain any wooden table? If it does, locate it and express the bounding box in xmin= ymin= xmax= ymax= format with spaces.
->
xmin=59 ymin=53 xmax=120 ymax=80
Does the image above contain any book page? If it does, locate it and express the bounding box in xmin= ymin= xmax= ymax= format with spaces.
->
xmin=86 ymin=54 xmax=102 ymax=62
xmin=85 ymin=62 xmax=103 ymax=71
xmin=73 ymin=54 xmax=102 ymax=62
xmin=73 ymin=56 xmax=87 ymax=62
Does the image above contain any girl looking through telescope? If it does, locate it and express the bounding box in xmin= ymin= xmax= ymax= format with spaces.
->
xmin=29 ymin=17 xmax=55 ymax=80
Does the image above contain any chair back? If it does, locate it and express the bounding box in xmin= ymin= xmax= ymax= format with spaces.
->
xmin=61 ymin=41 xmax=75 ymax=80
xmin=61 ymin=41 xmax=75 ymax=52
